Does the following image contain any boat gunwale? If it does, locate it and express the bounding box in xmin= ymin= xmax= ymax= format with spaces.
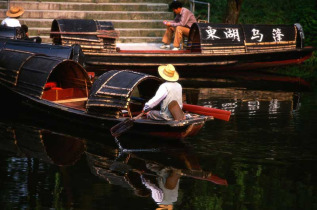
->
xmin=84 ymin=46 xmax=314 ymax=57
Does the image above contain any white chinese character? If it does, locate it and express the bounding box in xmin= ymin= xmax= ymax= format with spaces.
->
xmin=224 ymin=28 xmax=240 ymax=41
xmin=206 ymin=26 xmax=220 ymax=40
xmin=272 ymin=28 xmax=284 ymax=42
xmin=251 ymin=28 xmax=263 ymax=42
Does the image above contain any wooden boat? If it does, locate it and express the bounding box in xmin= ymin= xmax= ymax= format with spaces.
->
xmin=1 ymin=20 xmax=314 ymax=78
xmin=48 ymin=19 xmax=314 ymax=76
xmin=0 ymin=48 xmax=211 ymax=139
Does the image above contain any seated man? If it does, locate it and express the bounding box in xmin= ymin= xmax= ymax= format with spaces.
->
xmin=1 ymin=6 xmax=24 ymax=27
xmin=160 ymin=1 xmax=197 ymax=51
xmin=143 ymin=64 xmax=183 ymax=121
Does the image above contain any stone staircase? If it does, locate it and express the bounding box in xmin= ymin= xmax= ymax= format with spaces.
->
xmin=0 ymin=0 xmax=173 ymax=43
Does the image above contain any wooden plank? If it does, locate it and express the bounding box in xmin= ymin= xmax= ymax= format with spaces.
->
xmin=55 ymin=97 xmax=87 ymax=103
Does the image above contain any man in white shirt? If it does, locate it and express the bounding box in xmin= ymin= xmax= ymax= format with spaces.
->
xmin=1 ymin=6 xmax=24 ymax=27
xmin=143 ymin=64 xmax=183 ymax=121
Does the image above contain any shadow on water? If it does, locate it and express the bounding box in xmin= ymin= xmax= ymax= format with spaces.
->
xmin=0 ymin=74 xmax=316 ymax=209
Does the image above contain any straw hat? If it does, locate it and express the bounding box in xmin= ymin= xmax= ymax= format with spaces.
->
xmin=158 ymin=64 xmax=179 ymax=82
xmin=6 ymin=6 xmax=24 ymax=18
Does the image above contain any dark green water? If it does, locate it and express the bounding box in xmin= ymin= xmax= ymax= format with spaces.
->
xmin=0 ymin=82 xmax=316 ymax=210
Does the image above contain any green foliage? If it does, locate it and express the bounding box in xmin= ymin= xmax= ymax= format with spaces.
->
xmin=193 ymin=0 xmax=317 ymax=47
xmin=193 ymin=0 xmax=317 ymax=81
xmin=239 ymin=0 xmax=317 ymax=48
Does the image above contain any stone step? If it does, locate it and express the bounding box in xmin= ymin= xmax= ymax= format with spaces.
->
xmin=1 ymin=0 xmax=172 ymax=44
xmin=18 ymin=19 xmax=166 ymax=28
xmin=5 ymin=1 xmax=168 ymax=12
xmin=0 ymin=9 xmax=173 ymax=20
xmin=4 ymin=0 xmax=171 ymax=3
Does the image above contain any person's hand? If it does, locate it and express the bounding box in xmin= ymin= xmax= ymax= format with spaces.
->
xmin=143 ymin=105 xmax=151 ymax=112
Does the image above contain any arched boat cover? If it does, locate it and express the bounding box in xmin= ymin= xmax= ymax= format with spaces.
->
xmin=87 ymin=70 xmax=162 ymax=118
xmin=0 ymin=48 xmax=34 ymax=86
xmin=51 ymin=19 xmax=117 ymax=53
xmin=188 ymin=23 xmax=302 ymax=54
xmin=0 ymin=38 xmax=85 ymax=65
xmin=0 ymin=26 xmax=26 ymax=39
xmin=0 ymin=49 xmax=91 ymax=99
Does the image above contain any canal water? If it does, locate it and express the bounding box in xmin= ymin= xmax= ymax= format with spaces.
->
xmin=0 ymin=77 xmax=316 ymax=210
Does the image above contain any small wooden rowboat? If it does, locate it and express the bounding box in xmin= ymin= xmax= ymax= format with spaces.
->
xmin=0 ymin=48 xmax=211 ymax=139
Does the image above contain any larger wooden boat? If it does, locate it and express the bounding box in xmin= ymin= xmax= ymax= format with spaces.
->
xmin=0 ymin=48 xmax=210 ymax=139
xmin=49 ymin=19 xmax=314 ymax=76
xmin=0 ymin=20 xmax=314 ymax=77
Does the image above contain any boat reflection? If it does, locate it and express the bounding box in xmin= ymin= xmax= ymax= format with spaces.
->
xmin=180 ymin=71 xmax=311 ymax=91
xmin=184 ymin=87 xmax=301 ymax=116
xmin=0 ymin=121 xmax=227 ymax=208
xmin=87 ymin=138 xmax=228 ymax=207
xmin=0 ymin=122 xmax=86 ymax=166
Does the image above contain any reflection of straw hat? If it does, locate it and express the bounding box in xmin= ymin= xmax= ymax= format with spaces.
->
xmin=6 ymin=6 xmax=24 ymax=18
xmin=156 ymin=204 xmax=173 ymax=210
xmin=158 ymin=64 xmax=179 ymax=82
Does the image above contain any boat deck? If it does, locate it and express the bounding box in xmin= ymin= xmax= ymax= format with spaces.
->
xmin=117 ymin=43 xmax=166 ymax=51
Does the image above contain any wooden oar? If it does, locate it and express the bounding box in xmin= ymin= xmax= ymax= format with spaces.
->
xmin=183 ymin=103 xmax=231 ymax=121
xmin=110 ymin=112 xmax=145 ymax=137
xmin=129 ymin=97 xmax=231 ymax=121
xmin=179 ymin=172 xmax=228 ymax=186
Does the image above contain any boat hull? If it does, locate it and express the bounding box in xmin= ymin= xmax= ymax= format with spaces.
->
xmin=1 ymin=85 xmax=206 ymax=140
xmin=84 ymin=47 xmax=314 ymax=76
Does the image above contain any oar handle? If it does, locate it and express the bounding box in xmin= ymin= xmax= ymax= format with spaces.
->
xmin=133 ymin=112 xmax=145 ymax=120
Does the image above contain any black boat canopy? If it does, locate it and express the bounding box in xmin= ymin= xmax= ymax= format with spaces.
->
xmin=87 ymin=70 xmax=162 ymax=118
xmin=0 ymin=48 xmax=91 ymax=99
xmin=0 ymin=38 xmax=85 ymax=65
xmin=50 ymin=19 xmax=117 ymax=53
xmin=0 ymin=25 xmax=26 ymax=40
xmin=188 ymin=23 xmax=304 ymax=54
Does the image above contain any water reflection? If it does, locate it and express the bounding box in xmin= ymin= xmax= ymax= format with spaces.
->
xmin=0 ymin=121 xmax=227 ymax=209
xmin=87 ymin=138 xmax=227 ymax=208
xmin=184 ymin=87 xmax=300 ymax=116
xmin=0 ymin=123 xmax=86 ymax=166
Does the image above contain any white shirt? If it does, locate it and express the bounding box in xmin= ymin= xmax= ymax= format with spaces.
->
xmin=144 ymin=82 xmax=183 ymax=109
xmin=1 ymin=17 xmax=21 ymax=27
xmin=145 ymin=83 xmax=168 ymax=110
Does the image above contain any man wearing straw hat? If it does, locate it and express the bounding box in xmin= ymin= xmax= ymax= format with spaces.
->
xmin=143 ymin=64 xmax=183 ymax=121
xmin=1 ymin=6 xmax=24 ymax=27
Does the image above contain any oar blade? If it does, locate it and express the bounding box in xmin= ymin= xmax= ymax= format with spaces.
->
xmin=183 ymin=103 xmax=231 ymax=121
xmin=205 ymin=174 xmax=228 ymax=186
xmin=110 ymin=119 xmax=134 ymax=137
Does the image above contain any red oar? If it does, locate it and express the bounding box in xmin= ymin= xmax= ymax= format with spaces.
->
xmin=180 ymin=172 xmax=228 ymax=186
xmin=183 ymin=103 xmax=231 ymax=121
